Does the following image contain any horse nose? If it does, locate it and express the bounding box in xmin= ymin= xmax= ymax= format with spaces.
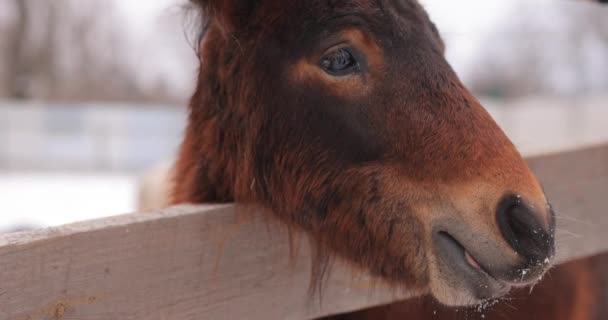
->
xmin=496 ymin=194 xmax=554 ymax=264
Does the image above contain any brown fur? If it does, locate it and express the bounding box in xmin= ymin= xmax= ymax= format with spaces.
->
xmin=173 ymin=0 xmax=555 ymax=305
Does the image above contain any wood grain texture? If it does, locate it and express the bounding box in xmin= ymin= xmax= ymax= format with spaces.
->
xmin=0 ymin=144 xmax=607 ymax=320
xmin=0 ymin=205 xmax=414 ymax=320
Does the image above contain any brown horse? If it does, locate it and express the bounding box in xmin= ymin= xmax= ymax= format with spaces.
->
xmin=325 ymin=252 xmax=608 ymax=320
xmin=172 ymin=0 xmax=555 ymax=306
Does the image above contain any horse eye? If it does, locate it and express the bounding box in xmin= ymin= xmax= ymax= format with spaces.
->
xmin=319 ymin=48 xmax=360 ymax=76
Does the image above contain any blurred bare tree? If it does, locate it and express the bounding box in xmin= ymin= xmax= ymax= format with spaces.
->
xmin=5 ymin=0 xmax=29 ymax=98
xmin=4 ymin=1 xmax=602 ymax=103
xmin=469 ymin=2 xmax=608 ymax=99
xmin=0 ymin=0 xmax=187 ymax=104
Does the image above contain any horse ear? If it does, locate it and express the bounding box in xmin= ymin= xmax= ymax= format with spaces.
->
xmin=191 ymin=0 xmax=258 ymax=31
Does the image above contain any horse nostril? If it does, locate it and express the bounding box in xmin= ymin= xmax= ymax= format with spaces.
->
xmin=496 ymin=194 xmax=554 ymax=264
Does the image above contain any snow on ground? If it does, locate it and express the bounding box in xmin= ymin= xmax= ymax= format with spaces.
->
xmin=0 ymin=173 xmax=136 ymax=231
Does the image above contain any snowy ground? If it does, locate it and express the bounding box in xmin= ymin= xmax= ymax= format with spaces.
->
xmin=0 ymin=173 xmax=136 ymax=231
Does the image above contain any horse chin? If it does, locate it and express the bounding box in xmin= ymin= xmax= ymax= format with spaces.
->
xmin=428 ymin=266 xmax=508 ymax=306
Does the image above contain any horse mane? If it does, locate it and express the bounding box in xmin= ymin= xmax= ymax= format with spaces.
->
xmin=182 ymin=0 xmax=211 ymax=55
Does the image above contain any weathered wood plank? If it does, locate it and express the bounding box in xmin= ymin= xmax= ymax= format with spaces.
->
xmin=0 ymin=205 xmax=414 ymax=320
xmin=0 ymin=144 xmax=607 ymax=320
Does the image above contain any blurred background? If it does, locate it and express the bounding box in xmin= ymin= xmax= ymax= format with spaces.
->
xmin=0 ymin=0 xmax=606 ymax=231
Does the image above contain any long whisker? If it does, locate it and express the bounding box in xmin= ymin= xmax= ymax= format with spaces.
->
xmin=554 ymin=229 xmax=584 ymax=238
xmin=553 ymin=214 xmax=593 ymax=226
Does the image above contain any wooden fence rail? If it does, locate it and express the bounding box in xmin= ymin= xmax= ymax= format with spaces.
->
xmin=1 ymin=144 xmax=607 ymax=320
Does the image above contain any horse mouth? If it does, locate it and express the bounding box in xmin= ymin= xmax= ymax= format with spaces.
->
xmin=433 ymin=231 xmax=512 ymax=303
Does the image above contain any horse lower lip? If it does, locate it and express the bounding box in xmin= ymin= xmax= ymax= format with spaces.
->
xmin=435 ymin=231 xmax=514 ymax=302
xmin=435 ymin=231 xmax=507 ymax=290
xmin=465 ymin=251 xmax=482 ymax=270
xmin=437 ymin=231 xmax=491 ymax=276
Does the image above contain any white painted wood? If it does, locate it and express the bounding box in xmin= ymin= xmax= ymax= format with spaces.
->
xmin=0 ymin=144 xmax=607 ymax=320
